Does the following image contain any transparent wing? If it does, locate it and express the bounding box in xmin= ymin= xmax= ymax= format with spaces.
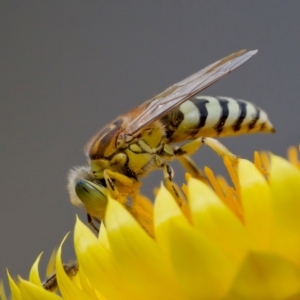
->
xmin=126 ymin=49 xmax=258 ymax=136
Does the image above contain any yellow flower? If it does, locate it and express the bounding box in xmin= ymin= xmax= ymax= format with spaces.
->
xmin=2 ymin=147 xmax=300 ymax=300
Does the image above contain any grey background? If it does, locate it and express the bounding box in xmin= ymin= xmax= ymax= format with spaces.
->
xmin=1 ymin=1 xmax=300 ymax=289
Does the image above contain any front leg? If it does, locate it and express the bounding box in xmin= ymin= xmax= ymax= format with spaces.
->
xmin=152 ymin=154 xmax=189 ymax=212
xmin=103 ymin=169 xmax=136 ymax=200
xmin=87 ymin=213 xmax=100 ymax=233
xmin=164 ymin=175 xmax=191 ymax=221
xmin=103 ymin=169 xmax=154 ymax=236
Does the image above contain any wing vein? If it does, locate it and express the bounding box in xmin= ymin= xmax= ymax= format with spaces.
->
xmin=126 ymin=49 xmax=258 ymax=136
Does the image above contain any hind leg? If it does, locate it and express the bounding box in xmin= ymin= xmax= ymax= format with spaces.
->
xmin=174 ymin=137 xmax=237 ymax=161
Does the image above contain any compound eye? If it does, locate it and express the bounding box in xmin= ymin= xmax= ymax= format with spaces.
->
xmin=75 ymin=179 xmax=108 ymax=218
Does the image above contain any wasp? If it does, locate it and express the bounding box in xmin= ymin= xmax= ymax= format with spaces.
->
xmin=44 ymin=49 xmax=274 ymax=291
xmin=67 ymin=49 xmax=274 ymax=232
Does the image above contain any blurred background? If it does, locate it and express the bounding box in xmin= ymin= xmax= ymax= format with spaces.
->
xmin=1 ymin=1 xmax=300 ymax=289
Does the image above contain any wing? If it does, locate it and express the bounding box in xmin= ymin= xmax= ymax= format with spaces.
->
xmin=126 ymin=49 xmax=258 ymax=136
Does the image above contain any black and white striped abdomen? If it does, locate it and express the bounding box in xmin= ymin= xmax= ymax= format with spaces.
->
xmin=162 ymin=95 xmax=274 ymax=143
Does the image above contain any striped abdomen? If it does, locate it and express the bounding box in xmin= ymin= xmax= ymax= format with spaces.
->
xmin=162 ymin=96 xmax=274 ymax=143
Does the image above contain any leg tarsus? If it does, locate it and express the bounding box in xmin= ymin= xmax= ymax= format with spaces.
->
xmin=87 ymin=213 xmax=100 ymax=233
xmin=43 ymin=263 xmax=79 ymax=292
xmin=164 ymin=176 xmax=191 ymax=221
xmin=155 ymin=155 xmax=174 ymax=180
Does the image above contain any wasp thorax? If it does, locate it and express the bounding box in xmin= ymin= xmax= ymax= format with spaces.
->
xmin=116 ymin=132 xmax=133 ymax=149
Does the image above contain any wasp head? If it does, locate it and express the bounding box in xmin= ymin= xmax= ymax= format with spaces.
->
xmin=68 ymin=165 xmax=108 ymax=219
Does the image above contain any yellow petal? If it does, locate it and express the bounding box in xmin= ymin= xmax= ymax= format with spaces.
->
xmin=56 ymin=234 xmax=94 ymax=300
xmin=18 ymin=278 xmax=62 ymax=300
xmin=105 ymin=196 xmax=184 ymax=300
xmin=269 ymin=154 xmax=300 ymax=265
xmin=226 ymin=252 xmax=300 ymax=300
xmin=155 ymin=185 xmax=235 ymax=299
xmin=46 ymin=249 xmax=57 ymax=278
xmin=76 ymin=268 xmax=106 ymax=300
xmin=154 ymin=184 xmax=185 ymax=231
xmin=0 ymin=280 xmax=7 ymax=300
xmin=29 ymin=252 xmax=43 ymax=287
xmin=188 ymin=178 xmax=249 ymax=265
xmin=7 ymin=271 xmax=21 ymax=300
xmin=98 ymin=222 xmax=110 ymax=249
xmin=238 ymin=159 xmax=272 ymax=250
xmin=74 ymin=217 xmax=139 ymax=300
